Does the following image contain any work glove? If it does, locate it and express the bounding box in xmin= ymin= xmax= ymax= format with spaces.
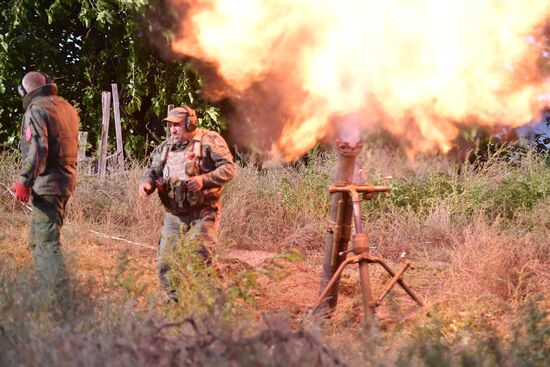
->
xmin=13 ymin=182 xmax=31 ymax=203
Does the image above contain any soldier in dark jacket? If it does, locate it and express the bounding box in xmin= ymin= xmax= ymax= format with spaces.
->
xmin=139 ymin=106 xmax=236 ymax=301
xmin=12 ymin=71 xmax=79 ymax=294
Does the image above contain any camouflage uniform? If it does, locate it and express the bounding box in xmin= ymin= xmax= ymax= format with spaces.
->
xmin=18 ymin=83 xmax=79 ymax=292
xmin=141 ymin=129 xmax=235 ymax=300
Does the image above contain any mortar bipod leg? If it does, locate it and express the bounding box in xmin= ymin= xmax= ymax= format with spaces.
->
xmin=316 ymin=254 xmax=361 ymax=310
xmin=369 ymin=256 xmax=424 ymax=306
xmin=375 ymin=261 xmax=411 ymax=306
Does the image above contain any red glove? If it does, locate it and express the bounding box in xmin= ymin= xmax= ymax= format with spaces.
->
xmin=13 ymin=182 xmax=31 ymax=203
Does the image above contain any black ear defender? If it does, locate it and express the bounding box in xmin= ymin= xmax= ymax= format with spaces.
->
xmin=181 ymin=104 xmax=198 ymax=132
xmin=18 ymin=71 xmax=52 ymax=97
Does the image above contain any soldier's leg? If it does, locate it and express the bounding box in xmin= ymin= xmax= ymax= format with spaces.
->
xmin=157 ymin=213 xmax=189 ymax=300
xmin=29 ymin=195 xmax=69 ymax=294
xmin=190 ymin=206 xmax=221 ymax=266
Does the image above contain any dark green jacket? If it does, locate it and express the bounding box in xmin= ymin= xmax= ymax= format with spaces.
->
xmin=18 ymin=84 xmax=79 ymax=196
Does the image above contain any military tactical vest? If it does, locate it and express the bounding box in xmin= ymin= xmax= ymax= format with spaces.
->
xmin=159 ymin=131 xmax=206 ymax=214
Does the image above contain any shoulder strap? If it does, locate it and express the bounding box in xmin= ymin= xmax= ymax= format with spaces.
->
xmin=192 ymin=129 xmax=207 ymax=173
xmin=193 ymin=129 xmax=205 ymax=159
xmin=160 ymin=139 xmax=173 ymax=169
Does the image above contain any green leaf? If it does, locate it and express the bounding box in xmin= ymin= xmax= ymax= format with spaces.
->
xmin=0 ymin=0 xmax=226 ymax=156
xmin=205 ymin=108 xmax=219 ymax=121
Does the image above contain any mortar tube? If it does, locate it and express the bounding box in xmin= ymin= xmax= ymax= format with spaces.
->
xmin=318 ymin=139 xmax=363 ymax=315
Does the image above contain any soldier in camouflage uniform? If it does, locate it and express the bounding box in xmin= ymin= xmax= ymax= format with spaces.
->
xmin=139 ymin=106 xmax=236 ymax=301
xmin=12 ymin=71 xmax=79 ymax=294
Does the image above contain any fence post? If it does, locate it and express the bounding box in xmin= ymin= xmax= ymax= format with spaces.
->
xmin=111 ymin=84 xmax=125 ymax=172
xmin=78 ymin=131 xmax=88 ymax=162
xmin=98 ymin=91 xmax=111 ymax=181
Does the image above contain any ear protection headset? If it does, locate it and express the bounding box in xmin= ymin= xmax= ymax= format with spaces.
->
xmin=181 ymin=104 xmax=198 ymax=132
xmin=18 ymin=71 xmax=52 ymax=97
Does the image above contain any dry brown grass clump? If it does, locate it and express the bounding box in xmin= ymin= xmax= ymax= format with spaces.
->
xmin=68 ymin=160 xmax=164 ymax=246
xmin=221 ymin=155 xmax=333 ymax=253
xmin=446 ymin=216 xmax=550 ymax=305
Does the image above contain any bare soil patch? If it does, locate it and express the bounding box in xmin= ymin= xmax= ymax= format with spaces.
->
xmin=225 ymin=249 xmax=321 ymax=314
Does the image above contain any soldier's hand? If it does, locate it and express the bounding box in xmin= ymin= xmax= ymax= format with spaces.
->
xmin=186 ymin=176 xmax=204 ymax=193
xmin=12 ymin=182 xmax=31 ymax=203
xmin=139 ymin=182 xmax=153 ymax=197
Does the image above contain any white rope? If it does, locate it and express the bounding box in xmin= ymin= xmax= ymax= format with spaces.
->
xmin=85 ymin=229 xmax=155 ymax=250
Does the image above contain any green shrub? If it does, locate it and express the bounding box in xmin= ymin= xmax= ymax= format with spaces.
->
xmin=459 ymin=165 xmax=550 ymax=219
xmin=383 ymin=172 xmax=460 ymax=215
xmin=389 ymin=297 xmax=550 ymax=367
xmin=510 ymin=296 xmax=550 ymax=367
xmin=367 ymin=150 xmax=550 ymax=222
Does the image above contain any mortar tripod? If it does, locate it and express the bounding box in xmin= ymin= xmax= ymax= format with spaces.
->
xmin=316 ymin=183 xmax=424 ymax=321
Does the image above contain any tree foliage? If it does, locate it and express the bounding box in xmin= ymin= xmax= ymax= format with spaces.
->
xmin=0 ymin=0 xmax=224 ymax=158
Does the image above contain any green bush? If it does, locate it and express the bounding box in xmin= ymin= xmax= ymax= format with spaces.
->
xmin=391 ymin=297 xmax=550 ymax=367
xmin=383 ymin=172 xmax=460 ymax=215
xmin=459 ymin=163 xmax=550 ymax=219
xmin=367 ymin=150 xmax=550 ymax=222
xmin=510 ymin=296 xmax=550 ymax=367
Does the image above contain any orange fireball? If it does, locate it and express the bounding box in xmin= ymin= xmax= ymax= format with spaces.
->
xmin=169 ymin=0 xmax=550 ymax=161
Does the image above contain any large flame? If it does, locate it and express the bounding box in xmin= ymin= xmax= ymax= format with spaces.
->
xmin=169 ymin=0 xmax=550 ymax=161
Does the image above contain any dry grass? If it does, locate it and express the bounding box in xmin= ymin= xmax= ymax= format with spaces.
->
xmin=221 ymin=156 xmax=332 ymax=252
xmin=445 ymin=216 xmax=550 ymax=305
xmin=1 ymin=145 xmax=549 ymax=366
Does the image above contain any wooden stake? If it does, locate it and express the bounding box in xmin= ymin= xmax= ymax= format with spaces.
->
xmin=99 ymin=91 xmax=111 ymax=181
xmin=111 ymin=84 xmax=125 ymax=172
xmin=78 ymin=131 xmax=88 ymax=162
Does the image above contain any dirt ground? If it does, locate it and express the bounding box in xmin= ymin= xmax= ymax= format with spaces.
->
xmin=221 ymin=248 xmax=426 ymax=327
xmin=1 ymin=205 xmax=426 ymax=327
xmin=224 ymin=249 xmax=321 ymax=314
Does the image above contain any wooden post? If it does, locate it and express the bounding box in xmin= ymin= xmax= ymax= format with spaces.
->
xmin=78 ymin=131 xmax=89 ymax=174
xmin=98 ymin=91 xmax=111 ymax=181
xmin=78 ymin=131 xmax=88 ymax=162
xmin=111 ymin=84 xmax=125 ymax=172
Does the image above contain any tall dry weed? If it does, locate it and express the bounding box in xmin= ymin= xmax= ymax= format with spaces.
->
xmin=0 ymin=255 xmax=345 ymax=367
xmin=68 ymin=160 xmax=164 ymax=246
xmin=222 ymin=155 xmax=333 ymax=252
xmin=360 ymin=145 xmax=455 ymax=181
xmin=365 ymin=204 xmax=459 ymax=264
xmin=445 ymin=216 xmax=550 ymax=305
